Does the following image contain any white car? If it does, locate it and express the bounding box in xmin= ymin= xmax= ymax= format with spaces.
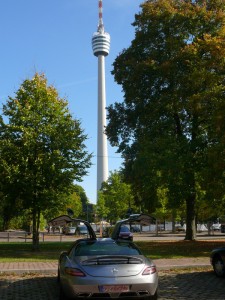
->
xmin=63 ymin=227 xmax=76 ymax=235
xmin=211 ymin=223 xmax=221 ymax=231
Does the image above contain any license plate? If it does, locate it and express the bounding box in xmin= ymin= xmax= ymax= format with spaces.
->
xmin=99 ymin=285 xmax=129 ymax=293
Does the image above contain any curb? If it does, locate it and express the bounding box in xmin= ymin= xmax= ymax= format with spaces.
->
xmin=0 ymin=269 xmax=57 ymax=275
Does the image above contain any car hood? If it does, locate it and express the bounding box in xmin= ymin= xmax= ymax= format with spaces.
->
xmin=75 ymin=255 xmax=151 ymax=277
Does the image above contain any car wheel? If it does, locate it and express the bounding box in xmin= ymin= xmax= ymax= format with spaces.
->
xmin=213 ymin=256 xmax=225 ymax=277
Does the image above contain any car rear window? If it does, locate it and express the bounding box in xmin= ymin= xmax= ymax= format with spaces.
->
xmin=74 ymin=241 xmax=141 ymax=256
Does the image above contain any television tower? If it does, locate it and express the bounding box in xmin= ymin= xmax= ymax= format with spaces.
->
xmin=92 ymin=0 xmax=110 ymax=191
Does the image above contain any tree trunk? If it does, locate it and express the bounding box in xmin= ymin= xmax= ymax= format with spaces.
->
xmin=3 ymin=218 xmax=10 ymax=231
xmin=32 ymin=208 xmax=40 ymax=251
xmin=185 ymin=193 xmax=196 ymax=240
xmin=172 ymin=210 xmax=176 ymax=233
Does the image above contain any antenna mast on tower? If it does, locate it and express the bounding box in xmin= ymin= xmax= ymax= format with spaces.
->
xmin=98 ymin=0 xmax=104 ymax=33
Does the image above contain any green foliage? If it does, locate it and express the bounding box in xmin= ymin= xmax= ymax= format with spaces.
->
xmin=73 ymin=184 xmax=90 ymax=219
xmin=8 ymin=210 xmax=32 ymax=232
xmin=106 ymin=0 xmax=225 ymax=240
xmin=0 ymin=73 xmax=92 ymax=249
xmin=67 ymin=191 xmax=83 ymax=217
xmin=154 ymin=186 xmax=171 ymax=221
xmin=97 ymin=171 xmax=136 ymax=223
xmin=96 ymin=191 xmax=110 ymax=219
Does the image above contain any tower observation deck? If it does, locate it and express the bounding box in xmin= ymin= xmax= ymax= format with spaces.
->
xmin=92 ymin=31 xmax=110 ymax=57
xmin=92 ymin=0 xmax=110 ymax=192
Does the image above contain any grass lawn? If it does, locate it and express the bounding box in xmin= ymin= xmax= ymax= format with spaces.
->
xmin=0 ymin=239 xmax=224 ymax=262
xmin=136 ymin=240 xmax=225 ymax=259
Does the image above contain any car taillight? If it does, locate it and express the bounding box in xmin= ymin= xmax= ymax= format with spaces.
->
xmin=65 ymin=267 xmax=86 ymax=277
xmin=142 ymin=266 xmax=157 ymax=275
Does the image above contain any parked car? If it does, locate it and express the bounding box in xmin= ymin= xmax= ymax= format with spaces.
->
xmin=119 ymin=225 xmax=133 ymax=241
xmin=75 ymin=225 xmax=88 ymax=236
xmin=58 ymin=214 xmax=158 ymax=299
xmin=130 ymin=225 xmax=141 ymax=232
xmin=210 ymin=246 xmax=225 ymax=277
xmin=211 ymin=223 xmax=221 ymax=231
xmin=175 ymin=224 xmax=186 ymax=232
xmin=63 ymin=227 xmax=76 ymax=235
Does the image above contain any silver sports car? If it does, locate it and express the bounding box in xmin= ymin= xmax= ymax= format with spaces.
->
xmin=57 ymin=214 xmax=158 ymax=299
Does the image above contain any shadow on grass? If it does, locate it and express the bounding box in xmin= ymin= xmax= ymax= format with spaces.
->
xmin=0 ymin=242 xmax=72 ymax=261
xmin=136 ymin=240 xmax=225 ymax=259
xmin=0 ymin=240 xmax=224 ymax=261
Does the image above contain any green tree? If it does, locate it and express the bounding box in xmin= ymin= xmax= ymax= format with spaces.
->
xmin=0 ymin=73 xmax=92 ymax=250
xmin=65 ymin=190 xmax=83 ymax=218
xmin=43 ymin=187 xmax=83 ymax=223
xmin=96 ymin=191 xmax=110 ymax=221
xmin=155 ymin=186 xmax=171 ymax=223
xmin=106 ymin=0 xmax=225 ymax=240
xmin=73 ymin=184 xmax=90 ymax=219
xmin=98 ymin=171 xmax=136 ymax=223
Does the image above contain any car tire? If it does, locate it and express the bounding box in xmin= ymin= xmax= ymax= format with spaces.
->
xmin=213 ymin=256 xmax=225 ymax=277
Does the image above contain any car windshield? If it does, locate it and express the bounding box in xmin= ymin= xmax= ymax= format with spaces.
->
xmin=73 ymin=240 xmax=141 ymax=256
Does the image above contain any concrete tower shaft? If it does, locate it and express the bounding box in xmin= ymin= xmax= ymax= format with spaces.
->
xmin=92 ymin=0 xmax=110 ymax=192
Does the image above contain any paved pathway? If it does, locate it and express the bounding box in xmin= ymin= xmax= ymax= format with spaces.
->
xmin=0 ymin=257 xmax=211 ymax=274
xmin=159 ymin=269 xmax=225 ymax=300
xmin=0 ymin=258 xmax=224 ymax=300
xmin=0 ymin=262 xmax=57 ymax=274
xmin=0 ymin=268 xmax=224 ymax=300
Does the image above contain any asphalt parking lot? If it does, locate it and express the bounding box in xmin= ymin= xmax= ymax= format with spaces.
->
xmin=0 ymin=268 xmax=224 ymax=300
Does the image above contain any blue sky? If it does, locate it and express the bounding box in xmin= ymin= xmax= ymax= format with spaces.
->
xmin=0 ymin=0 xmax=143 ymax=203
